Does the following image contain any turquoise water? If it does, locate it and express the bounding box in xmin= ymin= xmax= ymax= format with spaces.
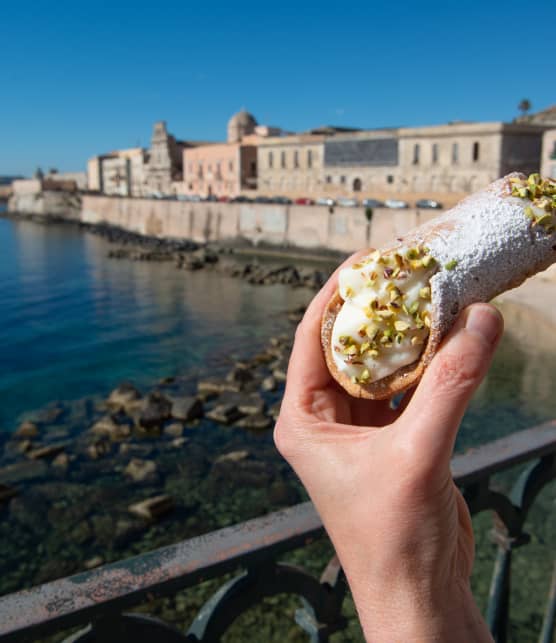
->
xmin=0 ymin=213 xmax=555 ymax=443
xmin=0 ymin=216 xmax=309 ymax=431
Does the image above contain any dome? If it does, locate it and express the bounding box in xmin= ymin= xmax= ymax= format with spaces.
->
xmin=227 ymin=110 xmax=258 ymax=143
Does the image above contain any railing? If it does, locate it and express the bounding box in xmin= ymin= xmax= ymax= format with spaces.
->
xmin=0 ymin=420 xmax=555 ymax=643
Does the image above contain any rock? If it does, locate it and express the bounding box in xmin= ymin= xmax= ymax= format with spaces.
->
xmin=164 ymin=422 xmax=185 ymax=438
xmin=139 ymin=392 xmax=172 ymax=429
xmin=170 ymin=396 xmax=203 ymax=422
xmin=84 ymin=555 xmax=104 ymax=570
xmin=14 ymin=421 xmax=39 ymax=439
xmin=215 ymin=450 xmax=250 ymax=465
xmin=118 ymin=443 xmax=153 ymax=457
xmin=197 ymin=378 xmax=240 ymax=396
xmin=252 ymin=351 xmax=275 ymax=365
xmin=0 ymin=459 xmax=48 ymax=483
xmin=128 ymin=495 xmax=174 ymax=521
xmin=124 ymin=458 xmax=158 ymax=483
xmin=272 ymin=368 xmax=288 ymax=383
xmin=27 ymin=443 xmax=66 ymax=460
xmin=106 ymin=382 xmax=142 ymax=412
xmin=235 ymin=413 xmax=272 ymax=431
xmin=90 ymin=415 xmax=131 ymax=441
xmin=219 ymin=392 xmax=265 ymax=416
xmin=35 ymin=403 xmax=65 ymax=424
xmin=16 ymin=439 xmax=33 ymax=454
xmin=261 ymin=376 xmax=277 ymax=392
xmin=171 ymin=437 xmax=188 ymax=448
xmin=226 ymin=365 xmax=254 ymax=386
xmin=206 ymin=404 xmax=245 ymax=425
xmin=0 ymin=483 xmax=18 ymax=505
xmin=87 ymin=439 xmax=111 ymax=459
xmin=52 ymin=453 xmax=69 ymax=469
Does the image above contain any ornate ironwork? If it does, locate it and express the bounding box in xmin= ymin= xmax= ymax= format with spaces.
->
xmin=0 ymin=420 xmax=554 ymax=642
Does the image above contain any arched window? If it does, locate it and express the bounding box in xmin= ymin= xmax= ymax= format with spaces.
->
xmin=472 ymin=141 xmax=480 ymax=162
xmin=387 ymin=175 xmax=394 ymax=184
xmin=268 ymin=152 xmax=273 ymax=169
xmin=307 ymin=150 xmax=312 ymax=168
xmin=413 ymin=144 xmax=420 ymax=165
xmin=294 ymin=151 xmax=299 ymax=168
xmin=353 ymin=178 xmax=362 ymax=192
xmin=281 ymin=151 xmax=286 ymax=169
xmin=432 ymin=143 xmax=438 ymax=164
xmin=452 ymin=143 xmax=459 ymax=164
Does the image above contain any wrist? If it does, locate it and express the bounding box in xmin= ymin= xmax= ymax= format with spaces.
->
xmin=348 ymin=576 xmax=492 ymax=643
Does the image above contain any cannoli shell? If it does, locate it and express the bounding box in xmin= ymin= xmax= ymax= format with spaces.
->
xmin=321 ymin=173 xmax=556 ymax=400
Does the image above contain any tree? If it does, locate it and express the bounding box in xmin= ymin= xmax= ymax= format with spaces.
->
xmin=518 ymin=99 xmax=532 ymax=117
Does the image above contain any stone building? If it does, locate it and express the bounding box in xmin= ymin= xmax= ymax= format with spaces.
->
xmin=541 ymin=129 xmax=556 ymax=179
xmin=87 ymin=121 xmax=190 ymax=197
xmin=257 ymin=121 xmax=547 ymax=201
xmin=325 ymin=122 xmax=545 ymax=198
xmin=182 ymin=111 xmax=286 ymax=198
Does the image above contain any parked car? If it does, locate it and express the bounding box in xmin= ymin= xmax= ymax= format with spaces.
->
xmin=203 ymin=194 xmax=218 ymax=202
xmin=315 ymin=197 xmax=336 ymax=206
xmin=294 ymin=197 xmax=315 ymax=205
xmin=384 ymin=199 xmax=409 ymax=209
xmin=218 ymin=196 xmax=229 ymax=202
xmin=362 ymin=198 xmax=385 ymax=208
xmin=415 ymin=198 xmax=443 ymax=209
xmin=271 ymin=196 xmax=293 ymax=204
xmin=254 ymin=196 xmax=272 ymax=204
xmin=337 ymin=197 xmax=359 ymax=207
xmin=230 ymin=195 xmax=252 ymax=203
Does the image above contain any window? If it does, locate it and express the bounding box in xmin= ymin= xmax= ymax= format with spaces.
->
xmin=216 ymin=162 xmax=221 ymax=175
xmin=294 ymin=151 xmax=299 ymax=168
xmin=472 ymin=141 xmax=480 ymax=162
xmin=413 ymin=144 xmax=420 ymax=165
xmin=250 ymin=161 xmax=256 ymax=177
xmin=353 ymin=178 xmax=362 ymax=192
xmin=208 ymin=164 xmax=212 ymax=172
xmin=340 ymin=176 xmax=346 ymax=184
xmin=326 ymin=175 xmax=332 ymax=184
xmin=452 ymin=143 xmax=459 ymax=164
xmin=551 ymin=142 xmax=556 ymax=160
xmin=268 ymin=152 xmax=273 ymax=168
xmin=229 ymin=160 xmax=234 ymax=172
xmin=432 ymin=143 xmax=438 ymax=164
xmin=281 ymin=151 xmax=286 ymax=169
xmin=387 ymin=175 xmax=394 ymax=184
xmin=307 ymin=150 xmax=312 ymax=168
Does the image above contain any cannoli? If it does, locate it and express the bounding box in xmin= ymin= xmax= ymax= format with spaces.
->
xmin=321 ymin=173 xmax=556 ymax=399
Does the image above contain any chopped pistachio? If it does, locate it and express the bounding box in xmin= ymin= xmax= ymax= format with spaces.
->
xmin=421 ymin=254 xmax=436 ymax=268
xmin=345 ymin=286 xmax=355 ymax=298
xmin=419 ymin=286 xmax=431 ymax=300
xmin=408 ymin=301 xmax=420 ymax=315
xmin=444 ymin=259 xmax=458 ymax=270
xmin=394 ymin=320 xmax=411 ymax=332
xmin=360 ymin=342 xmax=371 ymax=353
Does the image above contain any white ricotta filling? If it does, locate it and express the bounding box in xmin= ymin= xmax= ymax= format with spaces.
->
xmin=331 ymin=249 xmax=436 ymax=383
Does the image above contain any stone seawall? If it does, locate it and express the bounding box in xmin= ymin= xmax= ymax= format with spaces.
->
xmin=81 ymin=195 xmax=441 ymax=254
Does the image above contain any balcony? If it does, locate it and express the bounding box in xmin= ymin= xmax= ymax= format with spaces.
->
xmin=0 ymin=421 xmax=555 ymax=643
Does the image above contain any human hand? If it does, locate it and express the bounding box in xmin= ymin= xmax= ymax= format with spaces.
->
xmin=274 ymin=254 xmax=502 ymax=642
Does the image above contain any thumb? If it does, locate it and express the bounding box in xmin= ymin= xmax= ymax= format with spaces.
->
xmin=400 ymin=303 xmax=503 ymax=468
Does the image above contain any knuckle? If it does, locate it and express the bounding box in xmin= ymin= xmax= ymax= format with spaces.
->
xmin=273 ymin=416 xmax=296 ymax=461
xmin=431 ymin=346 xmax=483 ymax=395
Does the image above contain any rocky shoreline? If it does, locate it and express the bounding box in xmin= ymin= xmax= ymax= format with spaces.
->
xmin=0 ymin=322 xmax=307 ymax=590
xmin=2 ymin=209 xmax=337 ymax=290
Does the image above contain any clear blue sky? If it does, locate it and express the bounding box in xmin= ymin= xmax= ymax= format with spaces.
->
xmin=1 ymin=0 xmax=554 ymax=176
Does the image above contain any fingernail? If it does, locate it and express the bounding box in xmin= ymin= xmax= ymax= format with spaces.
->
xmin=465 ymin=306 xmax=501 ymax=346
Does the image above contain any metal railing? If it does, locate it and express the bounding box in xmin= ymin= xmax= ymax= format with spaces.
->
xmin=0 ymin=420 xmax=555 ymax=643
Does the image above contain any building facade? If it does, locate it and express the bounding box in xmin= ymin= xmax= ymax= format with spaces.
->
xmin=257 ymin=122 xmax=547 ymax=202
xmin=541 ymin=129 xmax=556 ymax=179
xmin=87 ymin=121 xmax=187 ymax=197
